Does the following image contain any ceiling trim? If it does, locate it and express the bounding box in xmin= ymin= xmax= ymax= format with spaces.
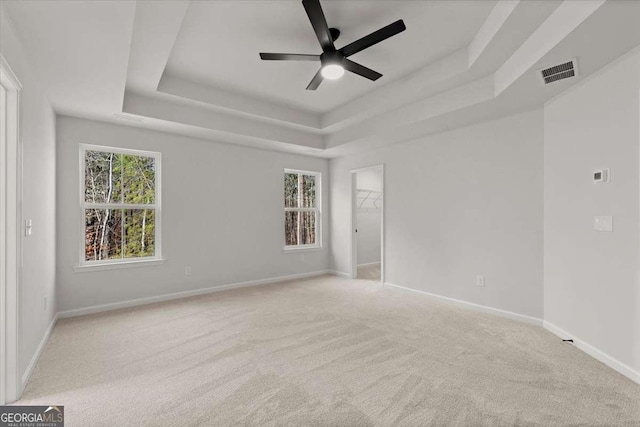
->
xmin=158 ymin=73 xmax=321 ymax=130
xmin=494 ymin=0 xmax=605 ymax=95
xmin=468 ymin=0 xmax=520 ymax=68
xmin=123 ymin=91 xmax=324 ymax=150
xmin=321 ymin=49 xmax=470 ymax=131
xmin=325 ymin=76 xmax=495 ymax=148
xmin=125 ymin=1 xmax=190 ymax=93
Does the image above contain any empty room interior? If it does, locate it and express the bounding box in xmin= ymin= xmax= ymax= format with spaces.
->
xmin=1 ymin=0 xmax=640 ymax=425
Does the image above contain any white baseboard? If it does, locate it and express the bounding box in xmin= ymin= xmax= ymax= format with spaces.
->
xmin=24 ymin=270 xmax=338 ymax=392
xmin=18 ymin=274 xmax=640 ymax=395
xmin=329 ymin=270 xmax=351 ymax=279
xmin=382 ymin=282 xmax=639 ymax=385
xmin=22 ymin=313 xmax=58 ymax=389
xmin=58 ymin=270 xmax=332 ymax=319
xmin=383 ymin=282 xmax=543 ymax=326
xmin=543 ymin=321 xmax=640 ymax=385
xmin=357 ymin=262 xmax=381 ymax=268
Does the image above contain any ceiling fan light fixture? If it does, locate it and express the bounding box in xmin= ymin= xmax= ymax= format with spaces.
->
xmin=321 ymin=64 xmax=345 ymax=80
xmin=259 ymin=0 xmax=406 ymax=89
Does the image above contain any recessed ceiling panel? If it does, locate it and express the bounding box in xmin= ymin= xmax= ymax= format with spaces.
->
xmin=163 ymin=0 xmax=497 ymax=113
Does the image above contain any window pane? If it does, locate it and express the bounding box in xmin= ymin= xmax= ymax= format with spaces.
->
xmin=85 ymin=208 xmax=122 ymax=261
xmin=285 ymin=211 xmax=298 ymax=246
xmin=123 ymin=155 xmax=156 ymax=204
xmin=284 ymin=173 xmax=298 ymax=208
xmin=301 ymin=211 xmax=316 ymax=245
xmin=302 ymin=174 xmax=316 ymax=208
xmin=84 ymin=151 xmax=123 ymax=203
xmin=123 ymin=209 xmax=155 ymax=258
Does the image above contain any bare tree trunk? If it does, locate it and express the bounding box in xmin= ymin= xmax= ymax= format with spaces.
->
xmin=98 ymin=153 xmax=114 ymax=259
xmin=92 ymin=210 xmax=100 ymax=260
xmin=87 ymin=154 xmax=100 ymax=260
xmin=297 ymin=174 xmax=302 ymax=245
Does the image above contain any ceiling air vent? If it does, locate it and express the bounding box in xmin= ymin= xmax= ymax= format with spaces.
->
xmin=539 ymin=58 xmax=578 ymax=85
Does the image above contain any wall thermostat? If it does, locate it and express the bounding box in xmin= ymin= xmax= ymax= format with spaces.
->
xmin=593 ymin=168 xmax=610 ymax=183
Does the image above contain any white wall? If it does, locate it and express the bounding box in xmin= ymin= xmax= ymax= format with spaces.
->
xmin=0 ymin=9 xmax=57 ymax=383
xmin=330 ymin=110 xmax=544 ymax=318
xmin=356 ymin=168 xmax=382 ymax=266
xmin=56 ymin=117 xmax=329 ymax=312
xmin=544 ymin=48 xmax=640 ymax=375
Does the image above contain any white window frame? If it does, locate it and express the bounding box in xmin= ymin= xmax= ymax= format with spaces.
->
xmin=284 ymin=169 xmax=322 ymax=251
xmin=76 ymin=144 xmax=162 ymax=272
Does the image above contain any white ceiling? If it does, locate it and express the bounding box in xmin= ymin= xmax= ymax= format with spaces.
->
xmin=2 ymin=0 xmax=639 ymax=158
xmin=164 ymin=0 xmax=496 ymax=113
xmin=0 ymin=0 xmax=135 ymax=119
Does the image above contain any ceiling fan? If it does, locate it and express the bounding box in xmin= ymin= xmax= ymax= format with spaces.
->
xmin=259 ymin=0 xmax=406 ymax=90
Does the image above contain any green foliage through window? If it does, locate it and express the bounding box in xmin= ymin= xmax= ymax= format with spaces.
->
xmin=83 ymin=148 xmax=159 ymax=262
xmin=284 ymin=171 xmax=318 ymax=247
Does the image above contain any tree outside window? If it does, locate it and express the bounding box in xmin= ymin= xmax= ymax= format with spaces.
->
xmin=284 ymin=170 xmax=320 ymax=248
xmin=81 ymin=145 xmax=161 ymax=264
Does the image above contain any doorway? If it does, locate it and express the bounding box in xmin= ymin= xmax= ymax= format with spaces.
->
xmin=350 ymin=165 xmax=384 ymax=282
xmin=1 ymin=54 xmax=22 ymax=404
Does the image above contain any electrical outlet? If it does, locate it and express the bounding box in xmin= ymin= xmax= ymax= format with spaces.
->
xmin=185 ymin=266 xmax=192 ymax=276
xmin=476 ymin=275 xmax=485 ymax=287
xmin=594 ymin=216 xmax=613 ymax=232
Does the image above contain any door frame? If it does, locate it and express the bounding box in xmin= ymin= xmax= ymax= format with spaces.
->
xmin=349 ymin=164 xmax=384 ymax=282
xmin=1 ymin=54 xmax=22 ymax=405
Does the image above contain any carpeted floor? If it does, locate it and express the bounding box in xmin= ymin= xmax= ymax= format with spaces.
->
xmin=357 ymin=263 xmax=381 ymax=281
xmin=15 ymin=275 xmax=640 ymax=426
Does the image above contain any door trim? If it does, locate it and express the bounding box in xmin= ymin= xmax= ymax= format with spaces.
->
xmin=1 ymin=53 xmax=23 ymax=404
xmin=349 ymin=164 xmax=384 ymax=282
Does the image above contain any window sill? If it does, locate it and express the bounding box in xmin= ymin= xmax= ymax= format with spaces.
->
xmin=73 ymin=258 xmax=165 ymax=273
xmin=283 ymin=245 xmax=323 ymax=253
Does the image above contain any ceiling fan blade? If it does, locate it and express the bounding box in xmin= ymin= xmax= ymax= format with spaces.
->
xmin=306 ymin=69 xmax=324 ymax=90
xmin=260 ymin=53 xmax=320 ymax=61
xmin=339 ymin=19 xmax=406 ymax=57
xmin=344 ymin=60 xmax=382 ymax=81
xmin=302 ymin=0 xmax=335 ymax=52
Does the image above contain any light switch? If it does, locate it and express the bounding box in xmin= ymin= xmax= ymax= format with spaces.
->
xmin=25 ymin=219 xmax=33 ymax=236
xmin=593 ymin=168 xmax=610 ymax=183
xmin=594 ymin=216 xmax=613 ymax=232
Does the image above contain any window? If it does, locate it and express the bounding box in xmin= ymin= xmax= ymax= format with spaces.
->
xmin=284 ymin=169 xmax=320 ymax=249
xmin=79 ymin=144 xmax=161 ymax=266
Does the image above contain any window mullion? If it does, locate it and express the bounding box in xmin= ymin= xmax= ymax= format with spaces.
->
xmin=285 ymin=207 xmax=316 ymax=212
xmin=82 ymin=203 xmax=157 ymax=210
xmin=120 ymin=208 xmax=125 ymax=259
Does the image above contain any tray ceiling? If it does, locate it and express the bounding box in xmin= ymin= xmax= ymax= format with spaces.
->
xmin=163 ymin=1 xmax=496 ymax=113
xmin=2 ymin=0 xmax=639 ymax=158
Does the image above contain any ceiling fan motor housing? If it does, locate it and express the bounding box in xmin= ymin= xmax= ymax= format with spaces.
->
xmin=329 ymin=27 xmax=340 ymax=42
xmin=321 ymin=51 xmax=344 ymax=67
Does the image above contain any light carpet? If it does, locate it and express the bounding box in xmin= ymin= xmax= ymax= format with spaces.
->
xmin=16 ymin=275 xmax=640 ymax=426
xmin=357 ymin=263 xmax=381 ymax=281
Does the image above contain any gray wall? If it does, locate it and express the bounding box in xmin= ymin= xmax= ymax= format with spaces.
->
xmin=330 ymin=110 xmax=544 ymax=319
xmin=56 ymin=117 xmax=329 ymax=312
xmin=0 ymin=8 xmax=57 ymax=382
xmin=544 ymin=48 xmax=640 ymax=373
